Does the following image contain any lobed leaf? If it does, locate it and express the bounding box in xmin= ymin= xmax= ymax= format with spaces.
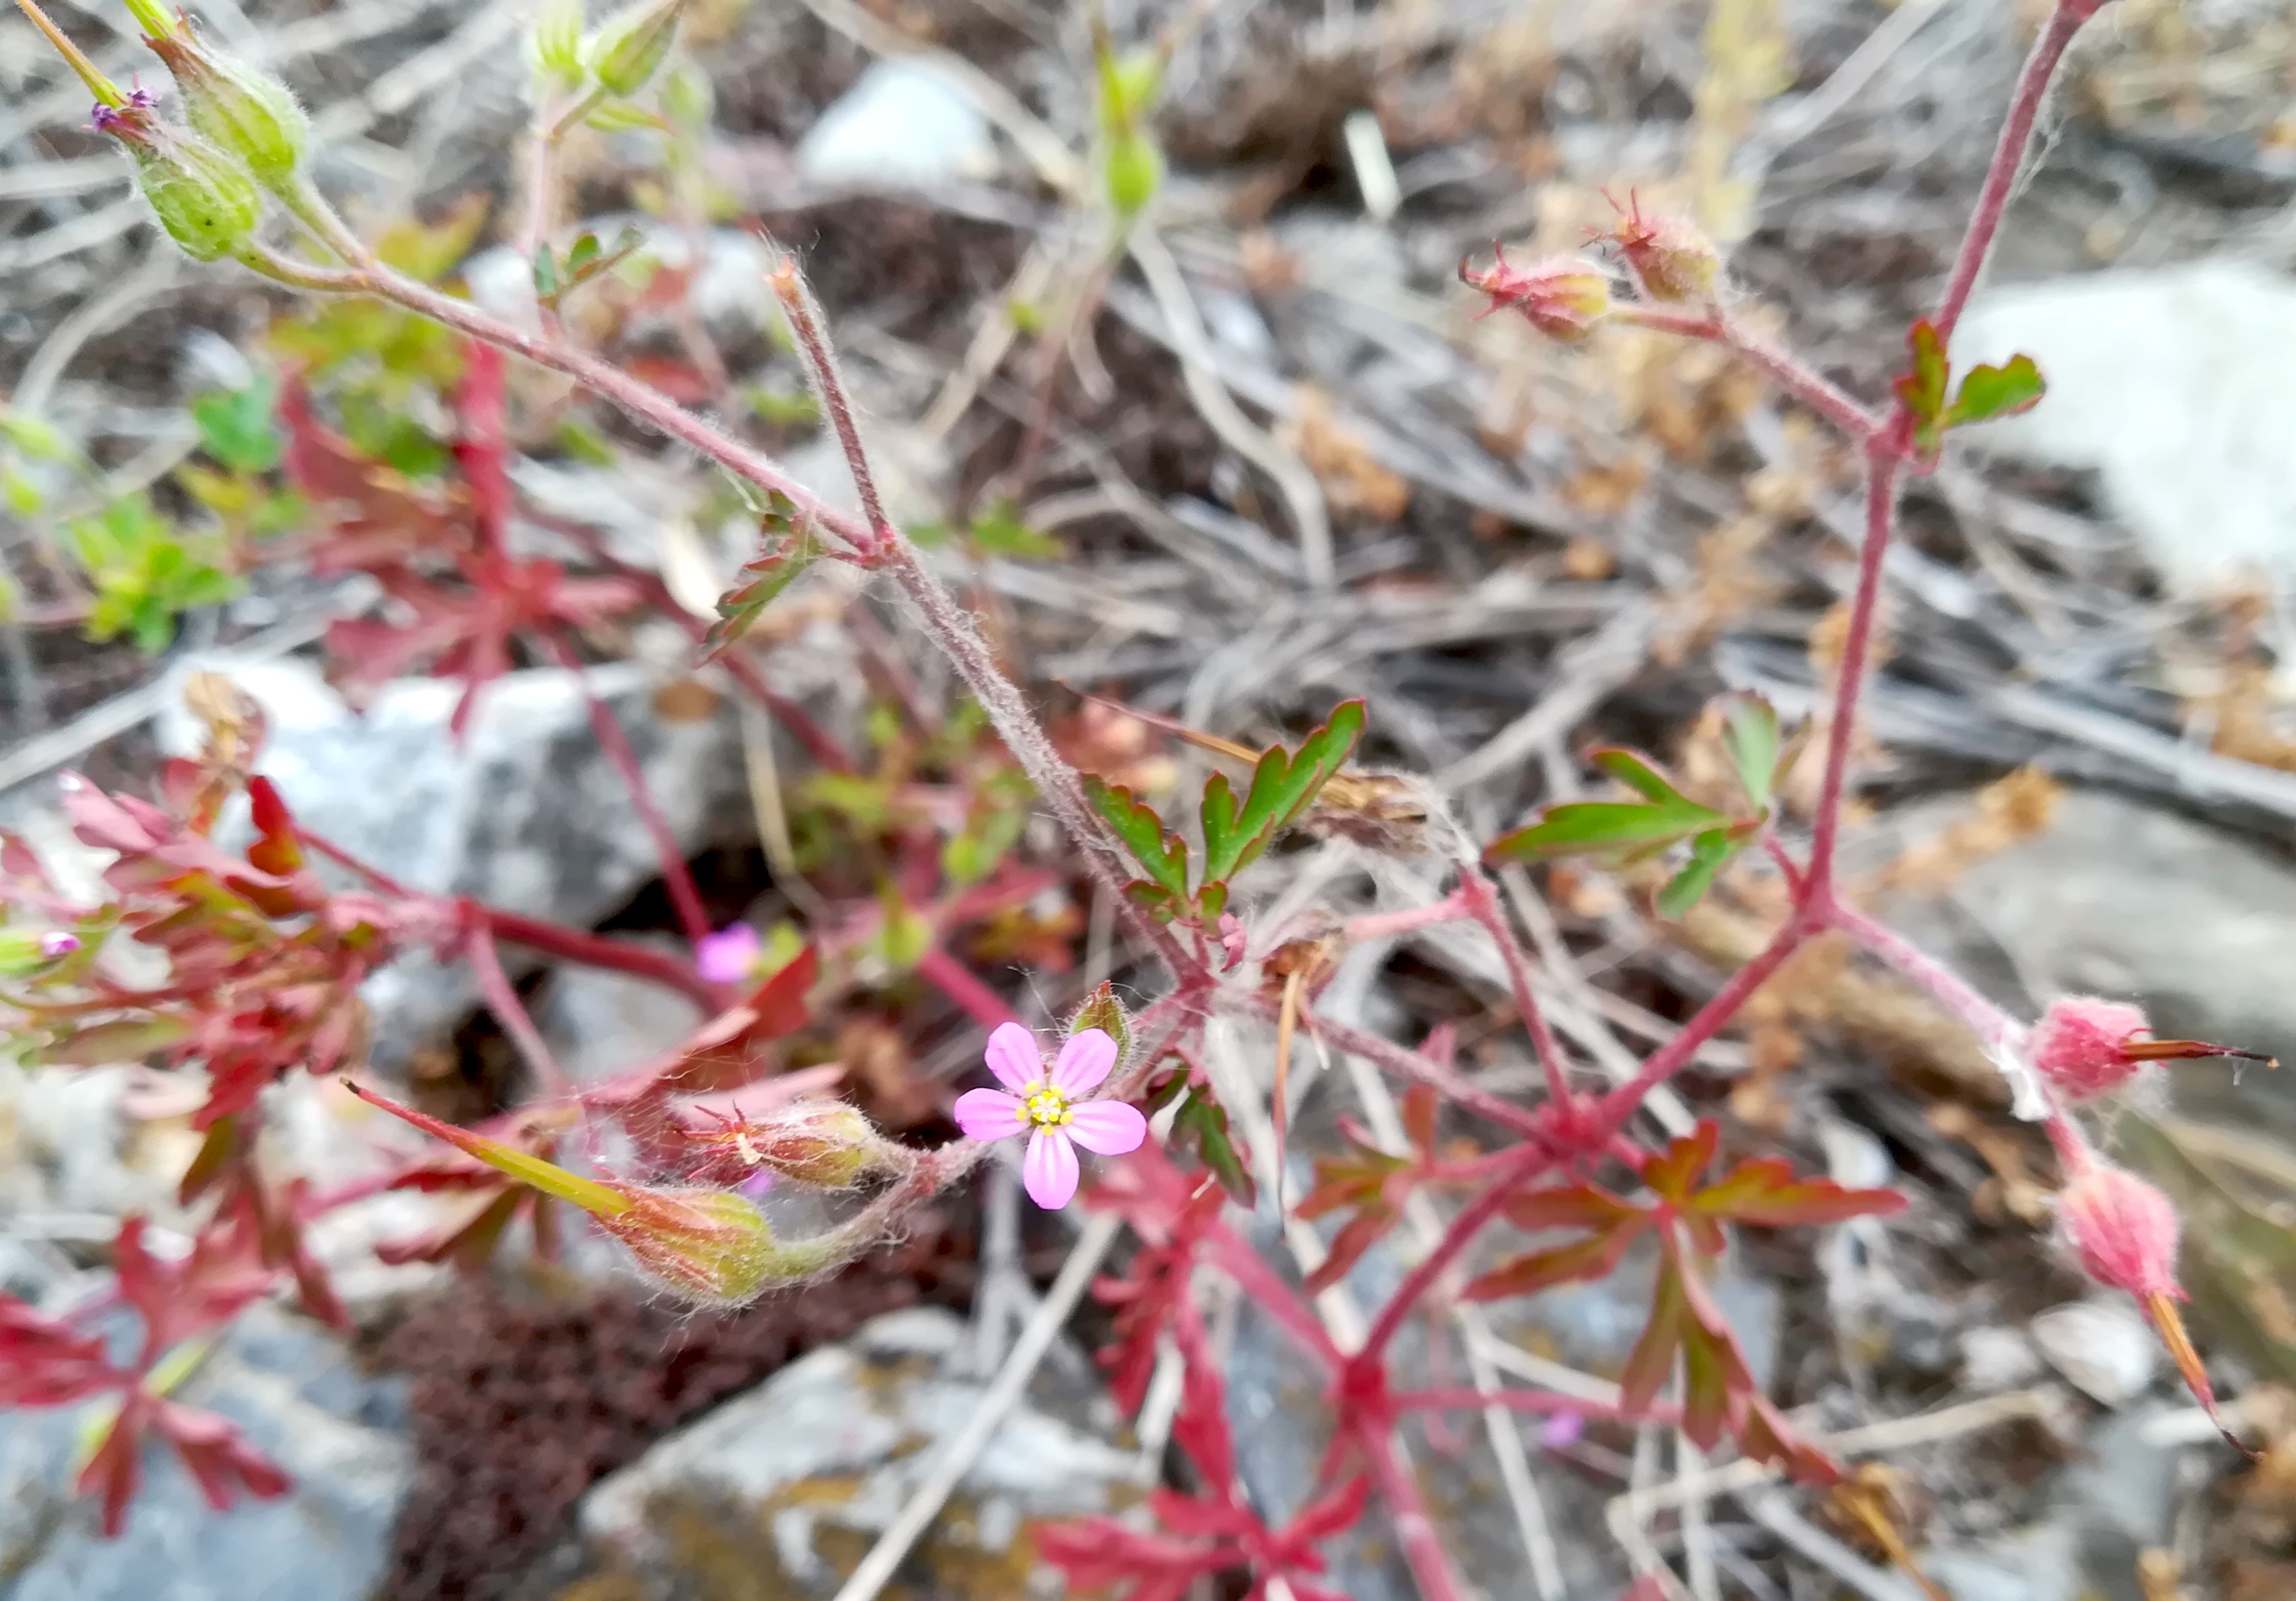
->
xmin=1944 ymin=353 xmax=2045 ymax=429
xmin=1199 ymin=699 xmax=1366 ymax=885
xmin=1084 ymin=776 xmax=1189 ymax=898
xmin=1655 ymin=828 xmax=1745 ymax=920
xmin=1716 ymin=691 xmax=1780 ymax=811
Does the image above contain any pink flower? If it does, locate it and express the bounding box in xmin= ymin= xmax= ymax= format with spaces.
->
xmin=695 ymin=923 xmax=763 ymax=985
xmin=954 ymin=1023 xmax=1148 ymax=1209
xmin=41 ymin=932 xmax=80 ymax=959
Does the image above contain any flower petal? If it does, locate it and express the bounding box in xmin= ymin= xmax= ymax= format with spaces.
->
xmin=695 ymin=923 xmax=762 ymax=985
xmin=953 ymin=1088 xmax=1027 ymax=1142
xmin=1064 ymin=1098 xmax=1147 ymax=1155
xmin=1023 ymin=1128 xmax=1080 ymax=1209
xmin=1051 ymin=1028 xmax=1117 ymax=1095
xmin=984 ymin=1021 xmax=1043 ymax=1092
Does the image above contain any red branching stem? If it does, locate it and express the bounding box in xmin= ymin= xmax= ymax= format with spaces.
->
xmin=1457 ymin=863 xmax=1574 ymax=1110
xmin=1804 ymin=447 xmax=1901 ymax=888
xmin=482 ymin=907 xmax=718 ymax=1007
xmin=914 ymin=945 xmax=1018 ymax=1031
xmin=1297 ymin=1008 xmax=1550 ymax=1146
xmin=1609 ymin=305 xmax=1878 ymax=441
xmin=464 ymin=917 xmax=574 ymax=1098
xmin=1204 ymin=1221 xmax=1344 ymax=1373
xmin=539 ymin=629 xmax=713 ymax=947
xmin=1932 ymin=2 xmax=2096 ymax=344
xmin=1594 ymin=917 xmax=1811 ymax=1129
xmin=1362 ymin=1425 xmax=1468 ymax=1601
xmin=297 ymin=828 xmax=418 ymax=900
xmin=1823 ymin=895 xmax=2022 ymax=1050
xmin=1343 ymin=891 xmax=1474 ymax=944
xmin=764 ymin=259 xmax=897 ymax=559
xmin=1390 ymin=1388 xmax=1680 ymax=1426
xmin=1361 ymin=1142 xmax=1553 ymax=1363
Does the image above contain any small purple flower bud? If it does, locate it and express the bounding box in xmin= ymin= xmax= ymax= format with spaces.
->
xmin=41 ymin=932 xmax=81 ymax=959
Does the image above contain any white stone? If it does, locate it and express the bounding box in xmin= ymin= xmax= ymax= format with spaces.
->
xmin=795 ymin=60 xmax=997 ymax=188
xmin=2030 ymin=1297 xmax=2158 ymax=1406
xmin=1956 ymin=261 xmax=2296 ymax=595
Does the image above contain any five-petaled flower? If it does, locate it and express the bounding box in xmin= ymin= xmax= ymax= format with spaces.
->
xmin=955 ymin=1022 xmax=1147 ymax=1209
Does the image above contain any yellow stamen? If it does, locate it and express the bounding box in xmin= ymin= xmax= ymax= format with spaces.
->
xmin=1020 ymin=1081 xmax=1072 ymax=1128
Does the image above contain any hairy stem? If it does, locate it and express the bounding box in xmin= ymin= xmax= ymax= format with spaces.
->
xmin=1932 ymin=1 xmax=2096 ymax=343
xmin=1360 ymin=1142 xmax=1553 ymax=1363
xmin=1611 ymin=305 xmax=1877 ymax=440
xmin=1457 ymin=862 xmax=1574 ymax=1111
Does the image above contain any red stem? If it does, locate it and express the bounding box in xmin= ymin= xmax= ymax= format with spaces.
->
xmin=1457 ymin=863 xmax=1574 ymax=1112
xmin=1822 ymin=894 xmax=2022 ymax=1050
xmin=1932 ymin=2 xmax=2097 ymax=344
xmin=1805 ymin=445 xmax=1901 ymax=890
xmin=914 ymin=945 xmax=1018 ymax=1030
xmin=482 ymin=907 xmax=718 ymax=1007
xmin=539 ymin=629 xmax=714 ymax=947
xmin=1360 ymin=1142 xmax=1553 ymax=1363
xmin=1297 ymin=1007 xmax=1551 ymax=1146
xmin=1343 ymin=892 xmax=1474 ymax=944
xmin=1612 ymin=305 xmax=1878 ymax=440
xmin=1361 ymin=1425 xmax=1467 ymax=1601
xmin=1389 ymin=1388 xmax=1680 ymax=1426
xmin=464 ymin=917 xmax=574 ymax=1098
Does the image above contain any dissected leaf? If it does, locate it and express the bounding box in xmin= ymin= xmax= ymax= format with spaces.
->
xmin=1084 ymin=776 xmax=1189 ymax=898
xmin=1944 ymin=353 xmax=2045 ymax=430
xmin=1198 ymin=699 xmax=1366 ymax=886
xmin=1486 ymin=746 xmax=1725 ymax=868
xmin=699 ymin=496 xmax=816 ymax=661
xmin=1656 ymin=828 xmax=1744 ymax=920
xmin=1717 ymin=691 xmax=1780 ymax=811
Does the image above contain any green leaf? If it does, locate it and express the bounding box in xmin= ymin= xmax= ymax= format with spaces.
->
xmin=1656 ymin=828 xmax=1743 ymax=919
xmin=0 ymin=410 xmax=74 ymax=462
xmin=967 ymin=502 xmax=1064 ymax=560
xmin=873 ymin=884 xmax=930 ymax=971
xmin=1199 ymin=699 xmax=1367 ymax=885
xmin=1944 ymin=353 xmax=2045 ymax=429
xmin=189 ymin=375 xmax=282 ymax=474
xmin=1716 ymin=692 xmax=1779 ymax=811
xmin=566 ymin=231 xmax=601 ymax=278
xmin=1174 ymin=1087 xmax=1255 ymax=1207
xmin=584 ymin=98 xmax=671 ymax=133
xmin=1084 ymin=776 xmax=1189 ymax=898
xmin=375 ymin=193 xmax=490 ymax=283
xmin=1484 ymin=745 xmax=1726 ymax=867
xmin=532 ymin=244 xmax=560 ymax=301
xmin=1589 ymin=747 xmax=1684 ymax=805
xmin=700 ymin=497 xmax=817 ymax=661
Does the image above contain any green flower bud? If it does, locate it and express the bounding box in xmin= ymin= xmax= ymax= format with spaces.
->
xmin=93 ymin=97 xmax=263 ymax=263
xmin=122 ymin=0 xmax=184 ymax=41
xmin=0 ymin=929 xmax=78 ymax=977
xmin=143 ymin=26 xmax=310 ymax=185
xmin=530 ymin=0 xmax=587 ymax=93
xmin=1103 ymin=130 xmax=1162 ymax=220
xmin=581 ymin=0 xmax=684 ymax=98
xmin=600 ymin=1186 xmax=839 ymax=1303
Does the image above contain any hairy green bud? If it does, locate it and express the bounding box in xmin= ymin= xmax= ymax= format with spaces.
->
xmin=530 ymin=0 xmax=587 ymax=93
xmin=93 ymin=96 xmax=263 ymax=262
xmin=142 ymin=26 xmax=309 ymax=185
xmin=581 ymin=0 xmax=684 ymax=98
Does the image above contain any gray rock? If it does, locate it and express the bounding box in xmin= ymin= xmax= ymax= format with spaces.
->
xmin=1957 ymin=262 xmax=2296 ymax=595
xmin=153 ymin=656 xmax=748 ymax=1075
xmin=1869 ymin=787 xmax=2296 ymax=1131
xmin=533 ymin=953 xmax=704 ymax=1088
xmin=795 ymin=60 xmax=997 ymax=188
xmin=563 ymin=1306 xmax=1135 ymax=1596
xmin=0 ymin=1302 xmax=411 ymax=1601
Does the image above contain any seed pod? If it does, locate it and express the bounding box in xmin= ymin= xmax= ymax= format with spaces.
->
xmin=582 ymin=0 xmax=684 ymax=98
xmin=141 ymin=27 xmax=309 ymax=186
xmin=1459 ymin=249 xmax=1612 ymax=342
xmin=2058 ymin=1164 xmax=2180 ymax=1299
xmin=0 ymin=929 xmax=78 ymax=976
xmin=1605 ymin=192 xmax=1720 ymax=303
xmin=93 ymin=97 xmax=263 ymax=263
xmin=530 ymin=0 xmax=587 ymax=93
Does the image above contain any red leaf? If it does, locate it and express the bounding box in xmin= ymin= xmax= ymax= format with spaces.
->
xmin=78 ymin=1405 xmax=143 ymax=1538
xmin=0 ymin=1296 xmax=120 ymax=1404
xmin=1503 ymin=1180 xmax=1642 ymax=1233
xmin=624 ymin=946 xmax=820 ymax=1097
xmin=153 ymin=1399 xmax=293 ymax=1510
xmin=1304 ymin=1209 xmax=1393 ymax=1296
xmin=1463 ymin=1225 xmax=1643 ymax=1302
xmin=1639 ymin=1120 xmax=1720 ymax=1202
xmin=1689 ymin=1155 xmax=1905 ymax=1228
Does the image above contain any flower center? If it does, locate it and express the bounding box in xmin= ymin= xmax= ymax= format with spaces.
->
xmin=1020 ymin=1082 xmax=1071 ymax=1128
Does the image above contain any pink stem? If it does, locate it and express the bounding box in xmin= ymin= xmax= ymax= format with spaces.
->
xmin=1821 ymin=894 xmax=2022 ymax=1050
xmin=464 ymin=917 xmax=574 ymax=1098
xmin=1342 ymin=890 xmax=1474 ymax=944
xmin=1593 ymin=918 xmax=1812 ymax=1129
xmin=1389 ymin=1388 xmax=1680 ymax=1426
xmin=1360 ymin=1142 xmax=1554 ymax=1363
xmin=1804 ymin=446 xmax=1901 ymax=888
xmin=479 ymin=908 xmax=715 ymax=1006
xmin=914 ymin=945 xmax=1019 ymax=1030
xmin=1932 ymin=2 xmax=2099 ymax=344
xmin=1297 ymin=1007 xmax=1551 ymax=1145
xmin=1612 ymin=305 xmax=1878 ymax=441
xmin=539 ymin=628 xmax=714 ymax=947
xmin=1457 ymin=863 xmax=1574 ymax=1111
xmin=1361 ymin=1425 xmax=1467 ymax=1601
